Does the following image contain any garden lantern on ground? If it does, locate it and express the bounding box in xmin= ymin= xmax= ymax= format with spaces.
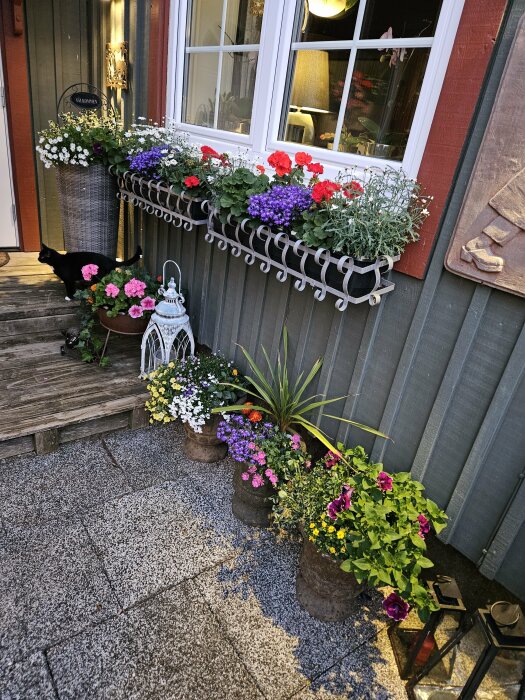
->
xmin=140 ymin=259 xmax=195 ymax=377
xmin=406 ymin=600 xmax=525 ymax=700
xmin=389 ymin=575 xmax=467 ymax=680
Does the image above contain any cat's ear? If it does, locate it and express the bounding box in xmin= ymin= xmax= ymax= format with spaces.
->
xmin=40 ymin=243 xmax=49 ymax=251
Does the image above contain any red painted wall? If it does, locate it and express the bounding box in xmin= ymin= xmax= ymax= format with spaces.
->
xmin=0 ymin=0 xmax=40 ymax=251
xmin=148 ymin=0 xmax=170 ymax=124
xmin=398 ymin=0 xmax=508 ymax=278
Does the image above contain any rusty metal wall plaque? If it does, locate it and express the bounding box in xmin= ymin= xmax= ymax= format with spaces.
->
xmin=106 ymin=42 xmax=128 ymax=90
xmin=445 ymin=14 xmax=525 ymax=298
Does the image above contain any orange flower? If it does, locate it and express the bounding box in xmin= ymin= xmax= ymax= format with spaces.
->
xmin=248 ymin=410 xmax=263 ymax=423
xmin=241 ymin=402 xmax=254 ymax=415
xmin=90 ymin=284 xmax=97 ymax=292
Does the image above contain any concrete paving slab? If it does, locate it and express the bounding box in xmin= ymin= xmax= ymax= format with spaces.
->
xmin=0 ymin=438 xmax=130 ymax=527
xmin=104 ymin=423 xmax=186 ymax=491
xmin=83 ymin=479 xmax=243 ymax=608
xmin=195 ymin=536 xmax=386 ymax=699
xmin=0 ymin=521 xmax=119 ymax=665
xmin=293 ymin=630 xmax=406 ymax=699
xmin=0 ymin=652 xmax=56 ymax=700
xmin=47 ymin=580 xmax=264 ymax=700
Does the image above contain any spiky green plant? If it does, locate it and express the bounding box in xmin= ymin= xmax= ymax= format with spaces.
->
xmin=213 ymin=327 xmax=389 ymax=453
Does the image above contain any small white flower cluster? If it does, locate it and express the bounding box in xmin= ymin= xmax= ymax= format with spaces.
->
xmin=36 ymin=135 xmax=90 ymax=169
xmin=168 ymin=371 xmax=226 ymax=432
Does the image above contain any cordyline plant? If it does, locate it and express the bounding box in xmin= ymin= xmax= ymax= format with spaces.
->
xmin=213 ymin=327 xmax=388 ymax=455
xmin=273 ymin=443 xmax=448 ymax=621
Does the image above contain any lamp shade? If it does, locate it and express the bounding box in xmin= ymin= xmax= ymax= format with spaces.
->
xmin=290 ymin=50 xmax=330 ymax=112
xmin=308 ymin=0 xmax=346 ymax=18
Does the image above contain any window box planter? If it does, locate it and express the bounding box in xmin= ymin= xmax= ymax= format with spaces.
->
xmin=114 ymin=169 xmax=208 ymax=229
xmin=207 ymin=210 xmax=399 ymax=309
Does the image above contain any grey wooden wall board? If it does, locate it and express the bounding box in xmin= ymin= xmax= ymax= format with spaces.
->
xmin=451 ymin=373 xmax=525 ymax=562
xmin=481 ymin=501 xmax=525 ymax=598
xmin=491 ymin=519 xmax=525 ymax=599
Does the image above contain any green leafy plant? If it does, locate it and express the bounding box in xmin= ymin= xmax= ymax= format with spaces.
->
xmin=296 ymin=167 xmax=432 ymax=259
xmin=36 ymin=112 xmax=125 ymax=169
xmin=273 ymin=443 xmax=447 ymax=620
xmin=211 ymin=166 xmax=270 ymax=222
xmin=213 ymin=327 xmax=388 ymax=454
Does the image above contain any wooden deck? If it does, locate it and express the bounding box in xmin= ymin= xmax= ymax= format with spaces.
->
xmin=0 ymin=253 xmax=149 ymax=459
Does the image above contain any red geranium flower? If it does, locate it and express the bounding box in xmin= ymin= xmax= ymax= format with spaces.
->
xmin=295 ymin=151 xmax=312 ymax=167
xmin=248 ymin=410 xmax=263 ymax=423
xmin=184 ymin=175 xmax=200 ymax=188
xmin=307 ymin=161 xmax=324 ymax=175
xmin=256 ymin=164 xmax=266 ymax=174
xmin=311 ymin=180 xmax=341 ymax=203
xmin=267 ymin=150 xmax=292 ymax=177
xmin=201 ymin=145 xmax=220 ymax=159
xmin=344 ymin=180 xmax=364 ymax=199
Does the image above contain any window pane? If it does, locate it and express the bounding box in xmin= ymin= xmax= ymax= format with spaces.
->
xmin=218 ymin=52 xmax=258 ymax=133
xmin=225 ymin=0 xmax=264 ymax=45
xmin=337 ymin=47 xmax=431 ymax=160
xmin=188 ymin=0 xmax=223 ymax=47
xmin=360 ymin=0 xmax=443 ymax=39
xmin=183 ymin=52 xmax=220 ymax=127
xmin=279 ymin=49 xmax=350 ymax=149
xmin=294 ymin=0 xmax=359 ymax=43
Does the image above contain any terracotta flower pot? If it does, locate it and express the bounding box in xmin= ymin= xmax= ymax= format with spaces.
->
xmin=97 ymin=307 xmax=149 ymax=334
xmin=232 ymin=461 xmax=274 ymax=528
xmin=183 ymin=414 xmax=227 ymax=463
xmin=296 ymin=534 xmax=365 ymax=621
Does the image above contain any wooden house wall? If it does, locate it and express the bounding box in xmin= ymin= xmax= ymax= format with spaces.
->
xmin=133 ymin=2 xmax=525 ymax=599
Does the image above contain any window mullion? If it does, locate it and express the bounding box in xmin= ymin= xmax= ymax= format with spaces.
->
xmin=213 ymin=0 xmax=229 ymax=130
xmin=332 ymin=0 xmax=367 ymax=152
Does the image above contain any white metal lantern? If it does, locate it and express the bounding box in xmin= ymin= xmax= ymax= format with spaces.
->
xmin=140 ymin=260 xmax=195 ymax=377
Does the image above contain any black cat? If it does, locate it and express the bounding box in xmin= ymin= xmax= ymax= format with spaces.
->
xmin=38 ymin=244 xmax=143 ymax=300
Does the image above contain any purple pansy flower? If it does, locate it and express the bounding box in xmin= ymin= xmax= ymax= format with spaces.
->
xmin=377 ymin=471 xmax=393 ymax=491
xmin=327 ymin=484 xmax=354 ymax=520
xmin=383 ymin=592 xmax=410 ymax=621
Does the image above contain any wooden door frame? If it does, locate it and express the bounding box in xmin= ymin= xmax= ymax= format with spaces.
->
xmin=0 ymin=0 xmax=40 ymax=251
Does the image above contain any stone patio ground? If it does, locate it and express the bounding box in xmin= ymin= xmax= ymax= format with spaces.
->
xmin=0 ymin=422 xmax=407 ymax=700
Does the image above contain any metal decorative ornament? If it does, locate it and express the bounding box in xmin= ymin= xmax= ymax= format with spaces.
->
xmin=106 ymin=42 xmax=128 ymax=90
xmin=140 ymin=260 xmax=195 ymax=377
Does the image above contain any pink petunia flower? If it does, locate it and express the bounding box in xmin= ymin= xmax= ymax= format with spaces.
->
xmin=377 ymin=471 xmax=393 ymax=492
xmin=417 ymin=514 xmax=431 ymax=539
xmin=247 ymin=465 xmax=257 ymax=474
xmin=254 ymin=450 xmax=266 ymax=465
xmin=241 ymin=472 xmax=250 ymax=481
xmin=140 ymin=296 xmax=156 ymax=310
xmin=128 ymin=305 xmax=143 ymax=318
xmin=81 ymin=263 xmax=99 ymax=281
xmin=105 ymin=283 xmax=120 ymax=298
xmin=247 ymin=442 xmax=256 ymax=450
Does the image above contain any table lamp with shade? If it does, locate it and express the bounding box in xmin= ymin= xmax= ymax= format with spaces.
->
xmin=286 ymin=49 xmax=330 ymax=145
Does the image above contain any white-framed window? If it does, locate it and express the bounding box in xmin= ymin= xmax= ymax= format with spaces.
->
xmin=167 ymin=0 xmax=465 ymax=178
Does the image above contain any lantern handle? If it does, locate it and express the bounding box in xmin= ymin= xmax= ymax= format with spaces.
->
xmin=162 ymin=259 xmax=182 ymax=291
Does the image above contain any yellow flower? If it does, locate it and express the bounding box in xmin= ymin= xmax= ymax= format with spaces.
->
xmin=232 ymin=368 xmax=238 ymax=376
xmin=328 ymin=525 xmax=335 ymax=533
xmin=168 ymin=362 xmax=175 ymax=368
xmin=321 ymin=513 xmax=326 ymax=520
xmin=329 ymin=547 xmax=336 ymax=554
xmin=159 ymin=387 xmax=165 ymax=394
xmin=309 ymin=522 xmax=315 ymax=529
xmin=340 ymin=546 xmax=346 ymax=553
xmin=309 ymin=536 xmax=314 ymax=542
xmin=163 ymin=416 xmax=171 ymax=423
xmin=313 ymin=528 xmax=319 ymax=536
xmin=336 ymin=529 xmax=345 ymax=539
xmin=321 ymin=521 xmax=327 ymax=528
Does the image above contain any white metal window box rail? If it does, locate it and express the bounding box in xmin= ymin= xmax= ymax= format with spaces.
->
xmin=113 ymin=169 xmax=209 ymax=229
xmin=207 ymin=209 xmax=398 ymax=309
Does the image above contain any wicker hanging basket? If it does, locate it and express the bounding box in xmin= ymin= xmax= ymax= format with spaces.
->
xmin=55 ymin=164 xmax=119 ymax=257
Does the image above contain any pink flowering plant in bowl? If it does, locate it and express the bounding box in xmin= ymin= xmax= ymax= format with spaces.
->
xmin=272 ymin=443 xmax=447 ymax=621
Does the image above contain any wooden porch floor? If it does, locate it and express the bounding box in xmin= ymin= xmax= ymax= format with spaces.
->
xmin=0 ymin=253 xmax=148 ymax=459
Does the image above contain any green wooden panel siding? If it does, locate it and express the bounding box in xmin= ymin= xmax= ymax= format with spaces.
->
xmin=133 ymin=0 xmax=525 ymax=600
